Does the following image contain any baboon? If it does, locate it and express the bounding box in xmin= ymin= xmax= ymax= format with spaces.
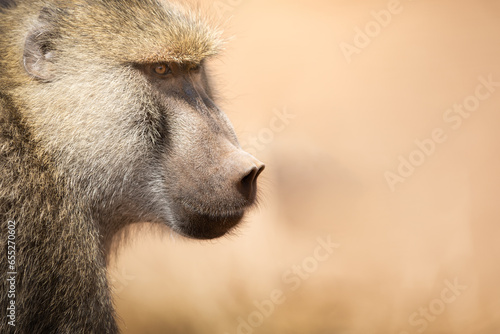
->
xmin=0 ymin=0 xmax=264 ymax=332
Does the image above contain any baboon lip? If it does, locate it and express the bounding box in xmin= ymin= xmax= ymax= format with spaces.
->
xmin=173 ymin=205 xmax=245 ymax=240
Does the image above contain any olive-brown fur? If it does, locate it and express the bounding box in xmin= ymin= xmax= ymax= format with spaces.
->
xmin=0 ymin=1 xmax=263 ymax=332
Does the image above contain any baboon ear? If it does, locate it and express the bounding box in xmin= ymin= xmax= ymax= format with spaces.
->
xmin=23 ymin=24 xmax=57 ymax=81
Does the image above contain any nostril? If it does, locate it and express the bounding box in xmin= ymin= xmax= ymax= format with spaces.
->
xmin=239 ymin=167 xmax=257 ymax=199
xmin=255 ymin=164 xmax=265 ymax=179
xmin=238 ymin=164 xmax=265 ymax=201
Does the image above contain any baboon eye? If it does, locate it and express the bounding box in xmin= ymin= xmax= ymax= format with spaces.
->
xmin=190 ymin=63 xmax=201 ymax=72
xmin=153 ymin=63 xmax=170 ymax=75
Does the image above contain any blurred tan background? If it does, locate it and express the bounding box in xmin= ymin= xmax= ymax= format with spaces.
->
xmin=111 ymin=0 xmax=500 ymax=333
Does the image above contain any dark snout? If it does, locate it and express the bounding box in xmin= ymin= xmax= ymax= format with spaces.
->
xmin=170 ymin=147 xmax=265 ymax=240
xmin=163 ymin=72 xmax=265 ymax=239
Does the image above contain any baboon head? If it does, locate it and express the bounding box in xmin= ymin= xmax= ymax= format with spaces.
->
xmin=8 ymin=0 xmax=264 ymax=240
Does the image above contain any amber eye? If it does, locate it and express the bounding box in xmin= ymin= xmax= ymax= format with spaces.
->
xmin=153 ymin=64 xmax=170 ymax=75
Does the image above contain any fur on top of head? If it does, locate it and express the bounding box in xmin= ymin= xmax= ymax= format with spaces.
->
xmin=33 ymin=0 xmax=225 ymax=64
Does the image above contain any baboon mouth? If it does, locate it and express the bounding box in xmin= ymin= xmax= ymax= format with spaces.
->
xmin=172 ymin=205 xmax=245 ymax=240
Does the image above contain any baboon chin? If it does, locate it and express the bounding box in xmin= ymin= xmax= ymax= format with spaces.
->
xmin=0 ymin=0 xmax=264 ymax=332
